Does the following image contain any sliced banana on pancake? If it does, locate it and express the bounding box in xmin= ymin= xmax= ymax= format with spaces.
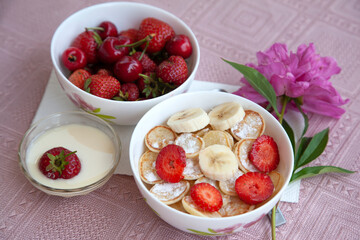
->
xmin=208 ymin=102 xmax=245 ymax=131
xmin=175 ymin=133 xmax=205 ymax=158
xmin=183 ymin=158 xmax=203 ymax=180
xmin=199 ymin=144 xmax=238 ymax=181
xmin=145 ymin=125 xmax=177 ymax=152
xmin=218 ymin=196 xmax=255 ymax=217
xmin=233 ymin=139 xmax=259 ymax=173
xmin=167 ymin=108 xmax=210 ymax=133
xmin=150 ymin=181 xmax=190 ymax=205
xmin=139 ymin=150 xmax=162 ymax=184
xmin=219 ymin=168 xmax=244 ymax=196
xmin=203 ymin=130 xmax=233 ymax=148
xmin=230 ymin=110 xmax=265 ymax=141
xmin=182 ymin=196 xmax=222 ymax=218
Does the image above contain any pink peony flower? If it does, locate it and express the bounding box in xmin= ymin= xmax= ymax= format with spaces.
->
xmin=233 ymin=43 xmax=349 ymax=118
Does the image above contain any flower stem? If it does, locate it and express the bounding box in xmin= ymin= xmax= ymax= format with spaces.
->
xmin=278 ymin=96 xmax=290 ymax=124
xmin=272 ymin=206 xmax=276 ymax=240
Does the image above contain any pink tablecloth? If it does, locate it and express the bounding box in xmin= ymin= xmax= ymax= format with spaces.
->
xmin=1 ymin=0 xmax=359 ymax=239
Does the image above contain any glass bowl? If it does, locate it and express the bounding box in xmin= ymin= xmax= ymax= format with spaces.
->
xmin=18 ymin=111 xmax=121 ymax=197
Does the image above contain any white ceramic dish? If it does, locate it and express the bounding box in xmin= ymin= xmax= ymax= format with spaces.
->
xmin=129 ymin=91 xmax=294 ymax=235
xmin=50 ymin=2 xmax=200 ymax=125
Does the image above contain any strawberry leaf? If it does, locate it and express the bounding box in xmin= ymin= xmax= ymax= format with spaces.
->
xmin=291 ymin=166 xmax=355 ymax=182
xmin=222 ymin=59 xmax=279 ymax=115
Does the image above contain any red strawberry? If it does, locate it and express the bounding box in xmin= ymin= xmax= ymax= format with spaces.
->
xmin=136 ymin=17 xmax=175 ymax=53
xmin=156 ymin=55 xmax=188 ymax=85
xmin=119 ymin=28 xmax=138 ymax=42
xmin=88 ymin=74 xmax=120 ymax=99
xmin=68 ymin=69 xmax=91 ymax=89
xmin=72 ymin=30 xmax=102 ymax=64
xmin=235 ymin=172 xmax=274 ymax=205
xmin=155 ymin=144 xmax=186 ymax=183
xmin=190 ymin=183 xmax=223 ymax=212
xmin=38 ymin=147 xmax=81 ymax=179
xmin=132 ymin=51 xmax=156 ymax=72
xmin=96 ymin=68 xmax=112 ymax=76
xmin=118 ymin=82 xmax=140 ymax=101
xmin=249 ymin=135 xmax=280 ymax=173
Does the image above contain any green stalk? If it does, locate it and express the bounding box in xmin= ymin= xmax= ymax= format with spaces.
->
xmin=271 ymin=96 xmax=289 ymax=240
xmin=272 ymin=206 xmax=276 ymax=240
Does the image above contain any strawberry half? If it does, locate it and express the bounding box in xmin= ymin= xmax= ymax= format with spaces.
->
xmin=156 ymin=55 xmax=188 ymax=86
xmin=136 ymin=17 xmax=175 ymax=53
xmin=68 ymin=69 xmax=91 ymax=89
xmin=87 ymin=74 xmax=121 ymax=99
xmin=38 ymin=147 xmax=81 ymax=179
xmin=190 ymin=183 xmax=223 ymax=212
xmin=155 ymin=144 xmax=186 ymax=183
xmin=249 ymin=135 xmax=280 ymax=173
xmin=235 ymin=172 xmax=274 ymax=205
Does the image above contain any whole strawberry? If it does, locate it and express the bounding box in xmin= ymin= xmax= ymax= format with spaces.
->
xmin=39 ymin=147 xmax=81 ymax=179
xmin=136 ymin=17 xmax=175 ymax=53
xmin=119 ymin=28 xmax=138 ymax=42
xmin=72 ymin=30 xmax=102 ymax=64
xmin=88 ymin=74 xmax=121 ymax=99
xmin=133 ymin=51 xmax=156 ymax=72
xmin=118 ymin=82 xmax=140 ymax=101
xmin=156 ymin=55 xmax=188 ymax=85
xmin=68 ymin=69 xmax=91 ymax=89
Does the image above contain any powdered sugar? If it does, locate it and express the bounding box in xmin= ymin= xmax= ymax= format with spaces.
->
xmin=175 ymin=133 xmax=202 ymax=154
xmin=151 ymin=182 xmax=188 ymax=201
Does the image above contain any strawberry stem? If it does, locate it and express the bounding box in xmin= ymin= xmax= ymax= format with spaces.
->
xmin=46 ymin=150 xmax=77 ymax=176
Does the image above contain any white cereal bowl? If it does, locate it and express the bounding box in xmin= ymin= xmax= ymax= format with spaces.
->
xmin=50 ymin=2 xmax=200 ymax=125
xmin=129 ymin=91 xmax=294 ymax=235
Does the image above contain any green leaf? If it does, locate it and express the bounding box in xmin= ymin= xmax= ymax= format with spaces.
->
xmin=291 ymin=166 xmax=355 ymax=182
xmin=222 ymin=59 xmax=279 ymax=115
xmin=92 ymin=108 xmax=101 ymax=113
xmin=282 ymin=119 xmax=295 ymax=155
xmin=294 ymin=98 xmax=309 ymax=138
xmin=294 ymin=137 xmax=311 ymax=170
xmin=296 ymin=128 xmax=329 ymax=169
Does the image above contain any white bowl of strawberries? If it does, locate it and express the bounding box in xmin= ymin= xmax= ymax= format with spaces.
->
xmin=129 ymin=91 xmax=294 ymax=235
xmin=50 ymin=2 xmax=200 ymax=125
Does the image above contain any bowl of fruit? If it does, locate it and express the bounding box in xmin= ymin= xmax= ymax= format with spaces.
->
xmin=129 ymin=91 xmax=294 ymax=235
xmin=50 ymin=2 xmax=200 ymax=125
xmin=18 ymin=111 xmax=121 ymax=197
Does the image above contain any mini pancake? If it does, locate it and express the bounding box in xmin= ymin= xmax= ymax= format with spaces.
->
xmin=230 ymin=110 xmax=265 ymax=141
xmin=145 ymin=125 xmax=177 ymax=152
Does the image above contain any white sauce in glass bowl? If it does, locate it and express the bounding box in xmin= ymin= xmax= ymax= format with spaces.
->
xmin=26 ymin=124 xmax=115 ymax=189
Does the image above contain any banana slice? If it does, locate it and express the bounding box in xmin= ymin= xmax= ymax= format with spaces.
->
xmin=139 ymin=150 xmax=163 ymax=184
xmin=145 ymin=125 xmax=177 ymax=152
xmin=175 ymin=133 xmax=205 ymax=158
xmin=208 ymin=102 xmax=245 ymax=131
xmin=203 ymin=130 xmax=233 ymax=148
xmin=219 ymin=168 xmax=244 ymax=196
xmin=199 ymin=144 xmax=238 ymax=181
xmin=233 ymin=139 xmax=259 ymax=173
xmin=218 ymin=196 xmax=255 ymax=217
xmin=182 ymin=196 xmax=222 ymax=218
xmin=167 ymin=108 xmax=210 ymax=133
xmin=230 ymin=110 xmax=265 ymax=141
xmin=150 ymin=181 xmax=190 ymax=205
xmin=183 ymin=158 xmax=203 ymax=180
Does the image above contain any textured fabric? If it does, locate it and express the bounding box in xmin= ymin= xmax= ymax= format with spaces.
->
xmin=1 ymin=0 xmax=359 ymax=239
